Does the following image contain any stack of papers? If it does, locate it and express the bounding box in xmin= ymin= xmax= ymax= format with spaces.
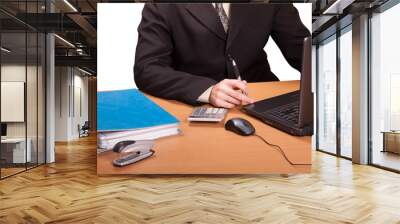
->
xmin=97 ymin=89 xmax=180 ymax=153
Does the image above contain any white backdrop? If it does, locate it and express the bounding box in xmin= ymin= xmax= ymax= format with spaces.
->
xmin=97 ymin=3 xmax=311 ymax=91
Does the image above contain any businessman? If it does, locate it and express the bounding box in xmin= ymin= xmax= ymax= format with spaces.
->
xmin=134 ymin=3 xmax=310 ymax=108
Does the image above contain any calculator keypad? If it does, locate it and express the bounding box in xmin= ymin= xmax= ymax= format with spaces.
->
xmin=189 ymin=107 xmax=227 ymax=122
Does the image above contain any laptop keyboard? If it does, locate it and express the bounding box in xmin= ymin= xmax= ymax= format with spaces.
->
xmin=266 ymin=102 xmax=300 ymax=124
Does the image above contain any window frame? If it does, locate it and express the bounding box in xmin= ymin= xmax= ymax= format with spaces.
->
xmin=315 ymin=22 xmax=353 ymax=160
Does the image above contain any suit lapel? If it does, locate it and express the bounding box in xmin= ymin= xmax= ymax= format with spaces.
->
xmin=226 ymin=4 xmax=246 ymax=50
xmin=185 ymin=4 xmax=226 ymax=41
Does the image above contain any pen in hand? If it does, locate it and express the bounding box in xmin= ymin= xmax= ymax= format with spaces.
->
xmin=228 ymin=55 xmax=248 ymax=102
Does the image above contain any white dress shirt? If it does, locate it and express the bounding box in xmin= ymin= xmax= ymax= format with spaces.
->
xmin=197 ymin=3 xmax=231 ymax=103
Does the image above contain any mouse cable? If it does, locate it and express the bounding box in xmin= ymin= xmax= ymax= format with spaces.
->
xmin=253 ymin=133 xmax=311 ymax=166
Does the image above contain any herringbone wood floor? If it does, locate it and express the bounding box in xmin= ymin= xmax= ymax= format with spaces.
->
xmin=1 ymin=135 xmax=400 ymax=224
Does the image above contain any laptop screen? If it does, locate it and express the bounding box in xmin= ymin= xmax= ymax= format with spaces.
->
xmin=298 ymin=37 xmax=313 ymax=127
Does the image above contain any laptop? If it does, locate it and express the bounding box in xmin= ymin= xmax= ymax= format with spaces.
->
xmin=242 ymin=37 xmax=313 ymax=136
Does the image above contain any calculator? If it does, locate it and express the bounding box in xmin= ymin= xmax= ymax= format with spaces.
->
xmin=188 ymin=107 xmax=228 ymax=122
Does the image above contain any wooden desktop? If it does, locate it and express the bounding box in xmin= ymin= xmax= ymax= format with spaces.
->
xmin=97 ymin=81 xmax=311 ymax=174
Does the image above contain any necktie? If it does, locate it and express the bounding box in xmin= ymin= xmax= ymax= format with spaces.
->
xmin=214 ymin=3 xmax=229 ymax=33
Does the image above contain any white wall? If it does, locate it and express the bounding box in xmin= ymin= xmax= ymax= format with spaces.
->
xmin=55 ymin=67 xmax=69 ymax=141
xmin=54 ymin=67 xmax=89 ymax=141
xmin=97 ymin=3 xmax=312 ymax=91
xmin=72 ymin=74 xmax=89 ymax=138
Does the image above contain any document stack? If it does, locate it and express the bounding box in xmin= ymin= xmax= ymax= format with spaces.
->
xmin=97 ymin=89 xmax=180 ymax=153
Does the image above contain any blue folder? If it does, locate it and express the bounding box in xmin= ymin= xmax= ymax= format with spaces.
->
xmin=97 ymin=89 xmax=179 ymax=132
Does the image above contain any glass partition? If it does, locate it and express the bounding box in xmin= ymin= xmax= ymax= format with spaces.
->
xmin=1 ymin=31 xmax=28 ymax=177
xmin=0 ymin=1 xmax=46 ymax=179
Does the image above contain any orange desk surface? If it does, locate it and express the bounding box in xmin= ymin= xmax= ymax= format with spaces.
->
xmin=97 ymin=81 xmax=311 ymax=174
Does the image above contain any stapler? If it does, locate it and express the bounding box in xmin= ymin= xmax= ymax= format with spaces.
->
xmin=112 ymin=140 xmax=155 ymax=167
xmin=112 ymin=140 xmax=154 ymax=153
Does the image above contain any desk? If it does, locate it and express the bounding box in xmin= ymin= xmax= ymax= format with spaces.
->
xmin=97 ymin=81 xmax=311 ymax=174
xmin=1 ymin=138 xmax=32 ymax=164
xmin=381 ymin=131 xmax=400 ymax=154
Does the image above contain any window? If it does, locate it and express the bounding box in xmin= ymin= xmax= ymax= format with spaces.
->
xmin=317 ymin=35 xmax=337 ymax=155
xmin=339 ymin=26 xmax=352 ymax=158
xmin=316 ymin=21 xmax=353 ymax=159
xmin=370 ymin=2 xmax=400 ymax=171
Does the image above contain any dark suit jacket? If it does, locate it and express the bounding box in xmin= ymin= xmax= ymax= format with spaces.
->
xmin=134 ymin=3 xmax=310 ymax=105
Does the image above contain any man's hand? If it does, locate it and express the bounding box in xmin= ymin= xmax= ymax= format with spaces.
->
xmin=209 ymin=79 xmax=255 ymax=108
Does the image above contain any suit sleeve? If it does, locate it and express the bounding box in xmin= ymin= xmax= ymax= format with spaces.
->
xmin=134 ymin=4 xmax=217 ymax=105
xmin=270 ymin=4 xmax=311 ymax=72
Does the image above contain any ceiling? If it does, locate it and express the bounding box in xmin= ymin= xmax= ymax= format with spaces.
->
xmin=0 ymin=0 xmax=100 ymax=73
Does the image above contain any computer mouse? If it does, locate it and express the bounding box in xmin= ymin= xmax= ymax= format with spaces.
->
xmin=225 ymin=118 xmax=255 ymax=136
xmin=112 ymin=140 xmax=154 ymax=153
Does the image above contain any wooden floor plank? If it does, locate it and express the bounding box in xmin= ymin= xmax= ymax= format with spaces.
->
xmin=1 ymin=135 xmax=400 ymax=223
